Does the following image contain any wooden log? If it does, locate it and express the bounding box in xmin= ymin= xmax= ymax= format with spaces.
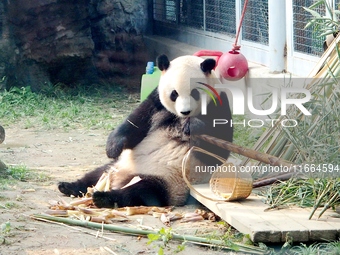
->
xmin=198 ymin=134 xmax=301 ymax=188
xmin=199 ymin=134 xmax=296 ymax=168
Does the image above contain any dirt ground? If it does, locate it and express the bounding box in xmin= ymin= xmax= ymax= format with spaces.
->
xmin=0 ymin=127 xmax=241 ymax=255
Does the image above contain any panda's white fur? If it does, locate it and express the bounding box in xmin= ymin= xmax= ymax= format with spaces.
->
xmin=110 ymin=119 xmax=210 ymax=205
xmin=58 ymin=54 xmax=233 ymax=207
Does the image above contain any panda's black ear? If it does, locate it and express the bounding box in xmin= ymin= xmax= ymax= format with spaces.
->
xmin=200 ymin=59 xmax=216 ymax=74
xmin=157 ymin=54 xmax=170 ymax=71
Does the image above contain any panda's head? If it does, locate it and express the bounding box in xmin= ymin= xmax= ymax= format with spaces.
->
xmin=157 ymin=55 xmax=217 ymax=118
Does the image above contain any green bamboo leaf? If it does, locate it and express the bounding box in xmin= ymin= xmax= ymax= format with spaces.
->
xmin=319 ymin=30 xmax=337 ymax=37
xmin=308 ymin=0 xmax=325 ymax=10
xmin=324 ymin=0 xmax=334 ymax=17
xmin=304 ymin=20 xmax=316 ymax=30
xmin=158 ymin=247 xmax=164 ymax=255
xmin=303 ymin=7 xmax=322 ymax=18
xmin=336 ymin=39 xmax=340 ymax=58
xmin=148 ymin=233 xmax=161 ymax=242
xmin=309 ymin=181 xmax=332 ymax=219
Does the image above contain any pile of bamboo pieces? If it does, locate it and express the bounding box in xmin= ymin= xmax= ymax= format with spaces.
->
xmin=46 ymin=170 xmax=216 ymax=226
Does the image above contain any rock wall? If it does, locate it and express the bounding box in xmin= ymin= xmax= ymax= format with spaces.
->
xmin=0 ymin=0 xmax=149 ymax=91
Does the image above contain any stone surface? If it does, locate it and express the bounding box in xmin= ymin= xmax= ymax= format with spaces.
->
xmin=0 ymin=0 xmax=148 ymax=91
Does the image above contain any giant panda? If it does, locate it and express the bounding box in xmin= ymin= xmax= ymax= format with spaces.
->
xmin=58 ymin=54 xmax=233 ymax=208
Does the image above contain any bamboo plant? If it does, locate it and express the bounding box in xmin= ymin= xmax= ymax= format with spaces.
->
xmin=246 ymin=1 xmax=340 ymax=219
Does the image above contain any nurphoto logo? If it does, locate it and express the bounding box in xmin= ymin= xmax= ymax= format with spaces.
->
xmin=199 ymin=82 xmax=312 ymax=128
xmin=196 ymin=82 xmax=223 ymax=112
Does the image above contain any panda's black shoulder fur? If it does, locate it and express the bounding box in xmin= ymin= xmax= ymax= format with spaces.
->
xmin=106 ymin=88 xmax=165 ymax=159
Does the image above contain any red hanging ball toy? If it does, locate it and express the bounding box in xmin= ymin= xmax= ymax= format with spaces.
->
xmin=193 ymin=0 xmax=250 ymax=81
xmin=217 ymin=0 xmax=249 ymax=81
xmin=218 ymin=49 xmax=248 ymax=81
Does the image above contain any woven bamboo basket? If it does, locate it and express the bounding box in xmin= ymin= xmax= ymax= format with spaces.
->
xmin=210 ymin=164 xmax=253 ymax=201
xmin=182 ymin=146 xmax=253 ymax=202
xmin=182 ymin=135 xmax=299 ymax=202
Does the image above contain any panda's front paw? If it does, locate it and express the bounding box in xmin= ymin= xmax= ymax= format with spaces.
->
xmin=106 ymin=135 xmax=127 ymax=159
xmin=92 ymin=191 xmax=116 ymax=208
xmin=58 ymin=181 xmax=87 ymax=197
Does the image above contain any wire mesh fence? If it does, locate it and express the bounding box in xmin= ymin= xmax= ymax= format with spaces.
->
xmin=180 ymin=0 xmax=204 ymax=29
xmin=241 ymin=0 xmax=269 ymax=45
xmin=293 ymin=0 xmax=325 ymax=56
xmin=153 ymin=0 xmax=177 ymax=23
xmin=337 ymin=0 xmax=340 ymax=9
xmin=205 ymin=0 xmax=236 ymax=35
xmin=153 ymin=0 xmax=236 ymax=35
xmin=152 ymin=0 xmax=330 ymax=58
xmin=153 ymin=0 xmax=268 ymax=44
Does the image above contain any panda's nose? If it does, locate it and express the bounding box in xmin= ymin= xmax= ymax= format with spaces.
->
xmin=181 ymin=111 xmax=191 ymax=116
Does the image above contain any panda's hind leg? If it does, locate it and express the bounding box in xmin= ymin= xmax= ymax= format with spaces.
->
xmin=92 ymin=175 xmax=169 ymax=208
xmin=58 ymin=164 xmax=111 ymax=197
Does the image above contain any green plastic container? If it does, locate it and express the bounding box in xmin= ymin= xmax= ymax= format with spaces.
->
xmin=140 ymin=67 xmax=161 ymax=101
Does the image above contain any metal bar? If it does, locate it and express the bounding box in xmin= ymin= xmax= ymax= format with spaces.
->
xmin=203 ymin=0 xmax=206 ymax=31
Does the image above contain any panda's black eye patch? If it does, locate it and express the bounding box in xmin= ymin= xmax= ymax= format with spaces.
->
xmin=191 ymin=89 xmax=200 ymax=101
xmin=170 ymin=90 xmax=178 ymax=102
